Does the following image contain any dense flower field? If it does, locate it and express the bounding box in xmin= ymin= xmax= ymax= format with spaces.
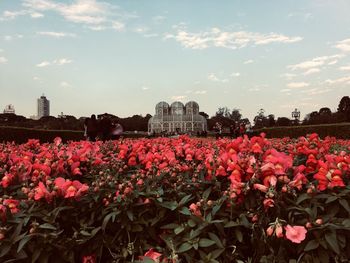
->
xmin=1 ymin=134 xmax=350 ymax=262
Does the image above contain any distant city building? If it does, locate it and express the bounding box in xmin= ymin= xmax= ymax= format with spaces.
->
xmin=37 ymin=95 xmax=50 ymax=118
xmin=148 ymin=101 xmax=207 ymax=133
xmin=3 ymin=104 xmax=15 ymax=114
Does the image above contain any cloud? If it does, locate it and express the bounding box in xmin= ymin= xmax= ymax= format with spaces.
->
xmin=22 ymin=0 xmax=136 ymax=30
xmin=287 ymin=82 xmax=310 ymax=88
xmin=4 ymin=34 xmax=23 ymax=41
xmin=325 ymin=76 xmax=350 ymax=85
xmin=208 ymin=73 xmax=228 ymax=83
xmin=36 ymin=61 xmax=50 ymax=67
xmin=112 ymin=21 xmax=125 ymax=31
xmin=36 ymin=58 xmax=73 ymax=67
xmin=30 ymin=12 xmax=44 ymax=18
xmin=339 ymin=65 xmax=350 ymax=71
xmin=37 ymin=31 xmax=76 ymax=38
xmin=302 ymin=88 xmax=332 ymax=95
xmin=152 ymin=15 xmax=166 ymax=24
xmin=194 ymin=90 xmax=207 ymax=95
xmin=171 ymin=95 xmax=187 ymax=101
xmin=280 ymin=73 xmax=297 ymax=80
xmin=244 ymin=59 xmax=254 ymax=64
xmin=141 ymin=86 xmax=150 ymax=90
xmin=164 ymin=25 xmax=302 ymax=50
xmin=287 ymin=12 xmax=313 ymax=20
xmin=61 ymin=81 xmax=72 ymax=88
xmin=303 ymin=68 xmax=320 ymax=75
xmin=53 ymin=58 xmax=73 ymax=65
xmin=287 ymin=54 xmax=344 ymax=71
xmin=1 ymin=9 xmax=44 ymax=20
xmin=334 ymin=38 xmax=350 ymax=52
xmin=0 ymin=49 xmax=3 ymax=52
xmin=231 ymin=72 xmax=240 ymax=77
xmin=0 ymin=57 xmax=8 ymax=64
xmin=280 ymin=88 xmax=291 ymax=93
xmin=33 ymin=76 xmax=40 ymax=81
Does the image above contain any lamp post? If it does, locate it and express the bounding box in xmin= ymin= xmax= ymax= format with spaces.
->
xmin=291 ymin=108 xmax=300 ymax=125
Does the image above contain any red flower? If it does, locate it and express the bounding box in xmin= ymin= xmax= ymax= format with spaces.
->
xmin=140 ymin=248 xmax=162 ymax=262
xmin=285 ymin=225 xmax=307 ymax=243
xmin=82 ymin=255 xmax=96 ymax=263
xmin=3 ymin=199 xmax=20 ymax=214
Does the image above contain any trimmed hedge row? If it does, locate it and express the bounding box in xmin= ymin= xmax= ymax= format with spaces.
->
xmin=0 ymin=126 xmax=84 ymax=143
xmin=258 ymin=123 xmax=350 ymax=139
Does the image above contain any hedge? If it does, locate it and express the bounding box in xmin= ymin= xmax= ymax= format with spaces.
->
xmin=257 ymin=123 xmax=350 ymax=139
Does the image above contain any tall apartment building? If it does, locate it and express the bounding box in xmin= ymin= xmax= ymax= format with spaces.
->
xmin=37 ymin=95 xmax=50 ymax=118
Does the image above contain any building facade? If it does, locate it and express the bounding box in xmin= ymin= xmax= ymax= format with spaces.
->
xmin=148 ymin=101 xmax=207 ymax=133
xmin=37 ymin=95 xmax=50 ymax=118
xmin=3 ymin=104 xmax=15 ymax=114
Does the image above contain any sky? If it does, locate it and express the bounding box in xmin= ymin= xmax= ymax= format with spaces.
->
xmin=0 ymin=0 xmax=350 ymax=122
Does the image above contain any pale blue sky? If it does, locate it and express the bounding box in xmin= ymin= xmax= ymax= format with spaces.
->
xmin=1 ymin=0 xmax=350 ymax=121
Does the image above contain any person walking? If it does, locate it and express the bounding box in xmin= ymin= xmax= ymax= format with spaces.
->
xmin=86 ymin=114 xmax=98 ymax=141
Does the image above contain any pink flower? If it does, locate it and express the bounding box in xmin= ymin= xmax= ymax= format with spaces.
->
xmin=142 ymin=248 xmax=162 ymax=262
xmin=285 ymin=225 xmax=307 ymax=243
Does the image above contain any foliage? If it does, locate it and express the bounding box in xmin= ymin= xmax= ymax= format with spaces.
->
xmin=0 ymin=135 xmax=350 ymax=262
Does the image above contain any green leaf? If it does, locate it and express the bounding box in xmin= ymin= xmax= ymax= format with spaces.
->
xmin=304 ymin=240 xmax=319 ymax=252
xmin=161 ymin=223 xmax=180 ymax=229
xmin=127 ymin=210 xmax=134 ymax=221
xmin=325 ymin=231 xmax=340 ymax=254
xmin=208 ymin=232 xmax=224 ymax=248
xmin=235 ymin=229 xmax=243 ymax=243
xmin=131 ymin=225 xmax=143 ymax=232
xmin=32 ymin=248 xmax=42 ymax=263
xmin=159 ymin=201 xmax=178 ymax=211
xmin=188 ymin=219 xmax=196 ymax=228
xmin=325 ymin=196 xmax=338 ymax=204
xmin=17 ymin=235 xmax=32 ymax=253
xmin=174 ymin=226 xmax=185 ymax=235
xmin=102 ymin=211 xmax=119 ymax=231
xmin=203 ymin=187 xmax=212 ymax=200
xmin=297 ymin=193 xmax=311 ymax=204
xmin=339 ymin=199 xmax=350 ymax=214
xmin=212 ymin=203 xmax=222 ymax=216
xmin=39 ymin=223 xmax=56 ymax=230
xmin=179 ymin=207 xmax=191 ymax=216
xmin=318 ymin=248 xmax=330 ymax=263
xmin=199 ymin=238 xmax=216 ymax=248
xmin=178 ymin=242 xmax=192 ymax=253
xmin=0 ymin=243 xmax=12 ymax=257
xmin=80 ymin=230 xmax=91 ymax=236
xmin=211 ymin=248 xmax=225 ymax=259
xmin=224 ymin=221 xmax=240 ymax=228
xmin=179 ymin=194 xmax=192 ymax=207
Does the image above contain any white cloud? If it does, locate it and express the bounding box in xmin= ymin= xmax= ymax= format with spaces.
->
xmin=328 ymin=60 xmax=338 ymax=65
xmin=88 ymin=25 xmax=106 ymax=31
xmin=339 ymin=65 xmax=350 ymax=71
xmin=325 ymin=76 xmax=350 ymax=85
xmin=164 ymin=25 xmax=302 ymax=50
xmin=334 ymin=38 xmax=350 ymax=52
xmin=61 ymin=81 xmax=72 ymax=88
xmin=287 ymin=12 xmax=313 ymax=20
xmin=141 ymin=86 xmax=150 ymax=90
xmin=248 ymin=87 xmax=261 ymax=92
xmin=287 ymin=54 xmax=344 ymax=71
xmin=171 ymin=95 xmax=187 ymax=101
xmin=30 ymin=12 xmax=44 ymax=18
xmin=33 ymin=76 xmax=40 ymax=81
xmin=4 ymin=34 xmax=23 ymax=41
xmin=231 ymin=72 xmax=240 ymax=77
xmin=36 ymin=61 xmax=50 ymax=67
xmin=244 ymin=59 xmax=254 ymax=64
xmin=303 ymin=68 xmax=320 ymax=75
xmin=280 ymin=88 xmax=291 ymax=93
xmin=134 ymin=26 xmax=149 ymax=33
xmin=0 ymin=57 xmax=8 ymax=64
xmin=36 ymin=58 xmax=72 ymax=67
xmin=302 ymin=88 xmax=332 ymax=95
xmin=281 ymin=73 xmax=297 ymax=80
xmin=287 ymin=82 xmax=310 ymax=88
xmin=112 ymin=21 xmax=125 ymax=31
xmin=208 ymin=73 xmax=228 ymax=83
xmin=0 ymin=49 xmax=3 ymax=52
xmin=194 ymin=90 xmax=207 ymax=94
xmin=152 ymin=15 xmax=166 ymax=23
xmin=37 ymin=31 xmax=76 ymax=38
xmin=53 ymin=58 xmax=73 ymax=65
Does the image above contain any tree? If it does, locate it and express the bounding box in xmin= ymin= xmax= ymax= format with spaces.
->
xmin=337 ymin=96 xmax=350 ymax=113
xmin=319 ymin=107 xmax=332 ymax=116
xmin=267 ymin=114 xmax=276 ymax=127
xmin=253 ymin=109 xmax=267 ymax=128
xmin=215 ymin=107 xmax=230 ymax=118
xmin=230 ymin=108 xmax=242 ymax=122
xmin=276 ymin=117 xmax=291 ymax=126
xmin=199 ymin=112 xmax=209 ymax=119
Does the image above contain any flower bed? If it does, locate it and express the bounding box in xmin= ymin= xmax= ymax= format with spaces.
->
xmin=0 ymin=134 xmax=350 ymax=262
